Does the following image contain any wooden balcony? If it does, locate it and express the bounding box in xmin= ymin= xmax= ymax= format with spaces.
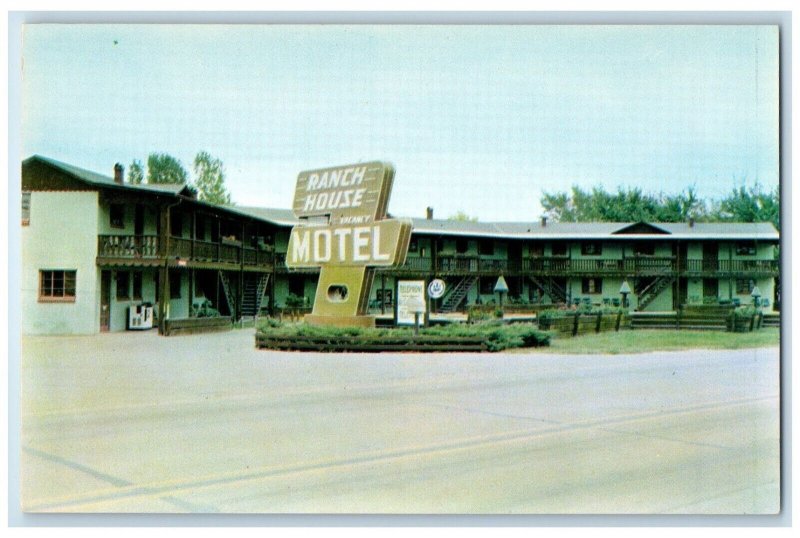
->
xmin=97 ymin=234 xmax=274 ymax=270
xmin=97 ymin=234 xmax=159 ymax=260
xmin=268 ymin=251 xmax=779 ymax=278
xmin=682 ymin=259 xmax=779 ymax=276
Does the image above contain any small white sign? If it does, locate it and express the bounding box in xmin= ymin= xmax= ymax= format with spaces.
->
xmin=428 ymin=279 xmax=446 ymax=299
xmin=397 ymin=280 xmax=426 ymax=325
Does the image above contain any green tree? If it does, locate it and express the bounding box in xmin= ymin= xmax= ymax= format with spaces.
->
xmin=127 ymin=159 xmax=144 ymax=185
xmin=713 ymin=183 xmax=779 ymax=229
xmin=447 ymin=210 xmax=479 ymax=222
xmin=146 ymin=153 xmax=188 ymax=184
xmin=193 ymin=151 xmax=232 ymax=205
xmin=541 ymin=185 xmax=709 ymax=223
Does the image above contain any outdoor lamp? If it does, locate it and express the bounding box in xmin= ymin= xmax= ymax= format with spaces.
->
xmin=494 ymin=275 xmax=509 ymax=307
xmin=751 ymin=285 xmax=762 ymax=307
xmin=619 ymin=280 xmax=632 ymax=309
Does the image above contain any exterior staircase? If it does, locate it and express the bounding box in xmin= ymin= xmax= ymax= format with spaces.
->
xmin=528 ymin=275 xmax=567 ymax=304
xmin=219 ymin=272 xmax=236 ymax=318
xmin=439 ymin=276 xmax=478 ymax=313
xmin=241 ymin=274 xmax=270 ymax=319
xmin=636 ymin=275 xmax=675 ymax=311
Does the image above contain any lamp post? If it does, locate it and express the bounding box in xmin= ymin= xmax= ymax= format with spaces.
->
xmin=494 ymin=275 xmax=509 ymax=309
xmin=751 ymin=285 xmax=761 ymax=308
xmin=619 ymin=280 xmax=631 ymax=309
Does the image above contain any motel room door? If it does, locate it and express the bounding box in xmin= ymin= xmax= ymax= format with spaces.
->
xmin=100 ymin=270 xmax=111 ymax=331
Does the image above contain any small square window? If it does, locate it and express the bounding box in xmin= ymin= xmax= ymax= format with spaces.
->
xmin=736 ymin=279 xmax=753 ymax=294
xmin=735 ymin=242 xmax=757 ymax=256
xmin=551 ymin=242 xmax=568 ymax=256
xmin=39 ymin=270 xmax=76 ymax=301
xmin=581 ymin=242 xmax=602 ymax=256
xmin=479 ymin=240 xmax=494 ymax=256
xmin=582 ymin=278 xmax=602 ymax=295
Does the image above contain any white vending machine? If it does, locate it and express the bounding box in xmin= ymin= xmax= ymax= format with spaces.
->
xmin=128 ymin=304 xmax=154 ymax=330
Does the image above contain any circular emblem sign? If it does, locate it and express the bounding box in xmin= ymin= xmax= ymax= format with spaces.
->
xmin=428 ymin=279 xmax=446 ymax=299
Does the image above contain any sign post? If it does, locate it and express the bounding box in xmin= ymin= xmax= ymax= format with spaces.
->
xmin=285 ymin=162 xmax=413 ymax=327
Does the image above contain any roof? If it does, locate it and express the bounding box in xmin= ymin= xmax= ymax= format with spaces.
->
xmin=25 ymin=155 xmax=195 ymax=196
xmin=23 ymin=155 xmax=780 ymax=241
xmin=236 ymin=206 xmax=778 ymax=241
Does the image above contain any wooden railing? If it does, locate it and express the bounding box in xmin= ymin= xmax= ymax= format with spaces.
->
xmin=389 ymin=256 xmax=434 ymax=272
xmin=269 ymin=251 xmax=778 ymax=277
xmin=98 ymin=234 xmax=159 ymax=258
xmin=683 ymin=259 xmax=779 ymax=275
xmin=97 ymin=234 xmax=273 ymax=268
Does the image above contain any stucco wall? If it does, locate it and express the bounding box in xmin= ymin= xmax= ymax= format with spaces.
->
xmin=22 ymin=191 xmax=100 ymax=335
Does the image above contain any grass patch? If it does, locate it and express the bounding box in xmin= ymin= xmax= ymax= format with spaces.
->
xmin=517 ymin=328 xmax=780 ymax=354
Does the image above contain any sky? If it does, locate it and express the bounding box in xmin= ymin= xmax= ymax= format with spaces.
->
xmin=21 ymin=24 xmax=779 ymax=222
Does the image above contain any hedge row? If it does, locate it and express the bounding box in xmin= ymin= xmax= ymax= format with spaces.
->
xmin=256 ymin=319 xmax=550 ymax=352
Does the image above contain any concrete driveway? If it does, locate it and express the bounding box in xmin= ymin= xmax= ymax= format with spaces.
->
xmin=20 ymin=329 xmax=780 ymax=514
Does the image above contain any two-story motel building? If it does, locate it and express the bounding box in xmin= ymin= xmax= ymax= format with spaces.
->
xmin=21 ymin=155 xmax=780 ymax=335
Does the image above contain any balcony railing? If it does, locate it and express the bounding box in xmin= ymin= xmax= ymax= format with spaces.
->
xmin=389 ymin=256 xmax=434 ymax=272
xmin=683 ymin=259 xmax=779 ymax=275
xmin=98 ymin=234 xmax=159 ymax=258
xmin=97 ymin=234 xmax=273 ymax=268
xmin=268 ymin=251 xmax=778 ymax=277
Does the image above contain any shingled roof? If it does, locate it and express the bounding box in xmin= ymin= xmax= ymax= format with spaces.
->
xmin=23 ymin=155 xmax=780 ymax=241
xmin=24 ymin=155 xmax=196 ymax=197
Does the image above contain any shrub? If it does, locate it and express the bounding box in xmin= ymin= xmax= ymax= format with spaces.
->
xmin=284 ymin=293 xmax=307 ymax=308
xmin=256 ymin=320 xmax=550 ymax=351
xmin=467 ymin=306 xmax=491 ymax=323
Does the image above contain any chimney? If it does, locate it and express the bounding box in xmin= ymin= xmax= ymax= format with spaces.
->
xmin=114 ymin=163 xmax=124 ymax=184
xmin=689 ymin=217 xmax=695 ymax=228
xmin=426 ymin=206 xmax=434 ymax=220
xmin=541 ymin=216 xmax=547 ymax=227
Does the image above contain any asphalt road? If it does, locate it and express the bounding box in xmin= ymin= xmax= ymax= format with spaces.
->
xmin=20 ymin=329 xmax=780 ymax=514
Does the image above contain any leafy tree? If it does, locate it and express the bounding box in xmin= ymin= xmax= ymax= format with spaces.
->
xmin=713 ymin=183 xmax=779 ymax=229
xmin=193 ymin=151 xmax=232 ymax=205
xmin=127 ymin=159 xmax=144 ymax=185
xmin=541 ymin=185 xmax=709 ymax=223
xmin=448 ymin=210 xmax=479 ymax=222
xmin=146 ymin=153 xmax=188 ymax=185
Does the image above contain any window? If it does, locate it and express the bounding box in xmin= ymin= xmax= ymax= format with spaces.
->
xmin=581 ymin=242 xmax=602 ymax=255
xmin=169 ymin=271 xmax=182 ymax=299
xmin=479 ymin=240 xmax=494 ymax=256
xmin=633 ymin=243 xmax=655 ymax=256
xmin=735 ymin=242 xmax=757 ymax=256
xmin=456 ymin=239 xmax=469 ymax=254
xmin=551 ymin=242 xmax=568 ymax=256
xmin=480 ymin=277 xmax=495 ymax=295
xmin=529 ymin=243 xmax=544 ymax=257
xmin=110 ymin=204 xmax=125 ymax=229
xmin=116 ymin=271 xmax=130 ymax=300
xmin=132 ymin=271 xmax=143 ymax=300
xmin=22 ymin=192 xmax=31 ymax=226
xmin=736 ymin=279 xmax=754 ymax=294
xmin=408 ymin=240 xmax=418 ymax=253
xmin=582 ymin=278 xmax=602 ymax=295
xmin=170 ymin=210 xmax=183 ymax=237
xmin=39 ymin=270 xmax=76 ymax=301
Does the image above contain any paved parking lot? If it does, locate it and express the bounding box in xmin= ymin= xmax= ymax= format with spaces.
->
xmin=20 ymin=329 xmax=780 ymax=514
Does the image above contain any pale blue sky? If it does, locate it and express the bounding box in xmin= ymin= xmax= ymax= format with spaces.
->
xmin=22 ymin=24 xmax=779 ymax=221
